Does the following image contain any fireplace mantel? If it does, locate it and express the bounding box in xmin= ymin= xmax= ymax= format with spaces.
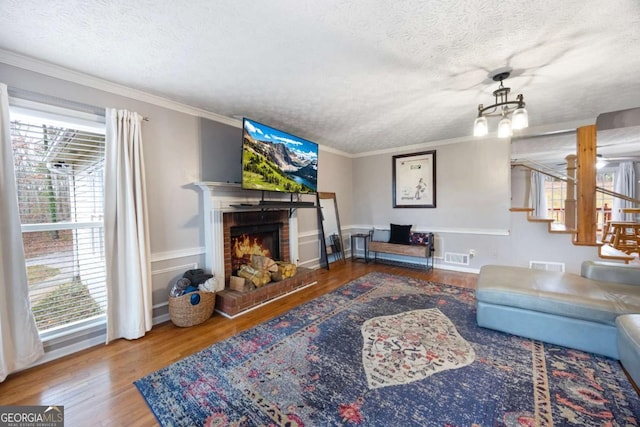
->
xmin=194 ymin=181 xmax=300 ymax=286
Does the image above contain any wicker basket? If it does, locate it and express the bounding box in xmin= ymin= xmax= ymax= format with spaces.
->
xmin=168 ymin=291 xmax=216 ymax=327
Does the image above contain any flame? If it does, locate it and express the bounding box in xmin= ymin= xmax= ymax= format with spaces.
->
xmin=233 ymin=234 xmax=271 ymax=259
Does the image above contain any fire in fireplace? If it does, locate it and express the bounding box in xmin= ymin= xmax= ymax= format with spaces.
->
xmin=230 ymin=223 xmax=281 ymax=274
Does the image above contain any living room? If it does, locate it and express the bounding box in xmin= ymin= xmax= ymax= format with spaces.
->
xmin=1 ymin=1 xmax=640 ymax=425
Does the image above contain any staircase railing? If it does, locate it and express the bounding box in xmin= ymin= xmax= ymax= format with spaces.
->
xmin=596 ymin=186 xmax=640 ymax=205
xmin=511 ymin=160 xmax=573 ymax=184
xmin=511 ymin=160 xmax=640 ymax=224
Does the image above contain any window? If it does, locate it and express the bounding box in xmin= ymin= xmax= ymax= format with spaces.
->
xmin=596 ymin=171 xmax=615 ymax=231
xmin=10 ymin=101 xmax=107 ymax=334
xmin=544 ymin=171 xmax=615 ymax=229
xmin=545 ymin=176 xmax=566 ymax=223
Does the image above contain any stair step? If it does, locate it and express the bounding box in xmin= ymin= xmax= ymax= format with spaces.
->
xmin=549 ymin=223 xmax=576 ymax=234
xmin=511 ymin=207 xmax=637 ymax=263
xmin=599 ymin=244 xmax=636 ymax=263
xmin=528 ymin=217 xmax=554 ymax=223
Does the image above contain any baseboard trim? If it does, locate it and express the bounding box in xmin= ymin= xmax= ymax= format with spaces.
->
xmin=434 ymin=263 xmax=480 ymax=274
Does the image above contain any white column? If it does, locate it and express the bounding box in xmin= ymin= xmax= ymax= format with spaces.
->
xmin=289 ymin=212 xmax=299 ymax=265
xmin=210 ymin=198 xmax=226 ymax=284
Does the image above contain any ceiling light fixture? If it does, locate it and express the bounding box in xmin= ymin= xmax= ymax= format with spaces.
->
xmin=474 ymin=71 xmax=528 ymax=138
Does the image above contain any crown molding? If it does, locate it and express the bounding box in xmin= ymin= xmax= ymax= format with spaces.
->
xmin=352 ymin=118 xmax=596 ymax=158
xmin=0 ymin=49 xmax=357 ymax=156
xmin=319 ymin=144 xmax=352 ymax=157
xmin=0 ymin=48 xmax=241 ymax=128
xmin=353 ymin=134 xmax=478 ymax=158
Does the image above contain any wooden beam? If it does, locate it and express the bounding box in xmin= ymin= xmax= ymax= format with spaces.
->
xmin=576 ymin=125 xmax=597 ymax=244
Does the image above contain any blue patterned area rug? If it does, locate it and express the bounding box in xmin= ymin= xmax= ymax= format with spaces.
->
xmin=135 ymin=272 xmax=640 ymax=426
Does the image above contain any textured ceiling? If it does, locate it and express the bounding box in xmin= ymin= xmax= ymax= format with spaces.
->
xmin=1 ymin=0 xmax=640 ymax=154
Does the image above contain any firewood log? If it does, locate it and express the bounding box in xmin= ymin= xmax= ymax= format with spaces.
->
xmin=238 ymin=265 xmax=271 ymax=287
xmin=251 ymin=255 xmax=278 ymax=272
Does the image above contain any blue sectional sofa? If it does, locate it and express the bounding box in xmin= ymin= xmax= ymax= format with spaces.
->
xmin=617 ymin=314 xmax=640 ymax=386
xmin=476 ymin=261 xmax=640 ymax=385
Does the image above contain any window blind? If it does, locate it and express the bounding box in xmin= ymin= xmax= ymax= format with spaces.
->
xmin=11 ymin=117 xmax=107 ymax=333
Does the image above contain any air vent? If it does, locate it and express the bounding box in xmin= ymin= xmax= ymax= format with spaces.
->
xmin=529 ymin=261 xmax=565 ymax=272
xmin=444 ymin=252 xmax=470 ymax=265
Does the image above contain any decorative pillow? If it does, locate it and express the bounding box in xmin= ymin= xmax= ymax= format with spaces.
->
xmin=410 ymin=232 xmax=430 ymax=246
xmin=388 ymin=224 xmax=412 ymax=245
xmin=371 ymin=228 xmax=390 ymax=242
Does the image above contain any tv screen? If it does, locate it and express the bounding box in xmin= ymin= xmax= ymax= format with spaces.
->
xmin=242 ymin=118 xmax=318 ymax=194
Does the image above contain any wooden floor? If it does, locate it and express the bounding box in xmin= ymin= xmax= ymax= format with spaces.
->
xmin=0 ymin=262 xmax=475 ymax=426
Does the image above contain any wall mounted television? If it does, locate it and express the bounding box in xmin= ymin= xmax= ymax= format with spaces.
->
xmin=242 ymin=118 xmax=318 ymax=194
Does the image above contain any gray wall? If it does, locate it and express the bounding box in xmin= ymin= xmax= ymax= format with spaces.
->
xmin=318 ymin=149 xmax=353 ymax=228
xmin=5 ymin=59 xmax=630 ymax=327
xmin=1 ymin=63 xmax=202 ymax=258
xmin=349 ymin=137 xmax=515 ymax=272
xmin=293 ymin=149 xmax=354 ymax=266
xmin=6 ymin=59 xmax=626 ymax=365
xmin=200 ymin=117 xmax=243 ymax=184
xmin=0 ymin=62 xmax=357 ymax=311
xmin=352 ymin=138 xmax=511 ymax=232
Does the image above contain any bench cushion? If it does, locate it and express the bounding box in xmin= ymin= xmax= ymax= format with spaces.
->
xmin=477 ymin=265 xmax=640 ymax=326
xmin=371 ymin=228 xmax=390 ymax=242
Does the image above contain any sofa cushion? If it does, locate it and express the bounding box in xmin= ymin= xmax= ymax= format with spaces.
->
xmin=389 ymin=223 xmax=411 ymax=244
xmin=581 ymin=260 xmax=640 ymax=285
xmin=477 ymin=265 xmax=640 ymax=326
xmin=616 ymin=314 xmax=640 ymax=386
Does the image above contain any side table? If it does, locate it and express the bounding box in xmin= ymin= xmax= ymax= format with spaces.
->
xmin=351 ymin=233 xmax=370 ymax=263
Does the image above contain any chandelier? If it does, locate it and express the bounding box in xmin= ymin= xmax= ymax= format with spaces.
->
xmin=473 ymin=71 xmax=528 ymax=138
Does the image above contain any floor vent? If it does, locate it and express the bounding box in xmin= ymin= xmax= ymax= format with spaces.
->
xmin=529 ymin=261 xmax=565 ymax=272
xmin=444 ymin=252 xmax=470 ymax=265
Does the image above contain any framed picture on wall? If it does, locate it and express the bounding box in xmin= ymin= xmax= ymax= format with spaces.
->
xmin=392 ymin=150 xmax=436 ymax=208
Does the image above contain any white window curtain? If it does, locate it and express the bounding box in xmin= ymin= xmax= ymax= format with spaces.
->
xmin=104 ymin=109 xmax=152 ymax=344
xmin=529 ymin=171 xmax=549 ymax=218
xmin=0 ymin=83 xmax=44 ymax=382
xmin=611 ymin=161 xmax=636 ymax=222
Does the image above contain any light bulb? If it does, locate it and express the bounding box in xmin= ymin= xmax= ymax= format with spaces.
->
xmin=473 ymin=116 xmax=488 ymax=137
xmin=497 ymin=116 xmax=512 ymax=138
xmin=512 ymin=107 xmax=529 ymax=130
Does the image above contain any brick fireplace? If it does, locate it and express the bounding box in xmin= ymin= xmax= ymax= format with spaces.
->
xmin=195 ymin=182 xmax=317 ymax=317
xmin=195 ymin=182 xmax=301 ymax=286
xmin=224 ymin=210 xmax=289 ymax=281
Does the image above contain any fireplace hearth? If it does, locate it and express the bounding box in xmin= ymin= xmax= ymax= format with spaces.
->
xmin=221 ymin=210 xmax=316 ymax=317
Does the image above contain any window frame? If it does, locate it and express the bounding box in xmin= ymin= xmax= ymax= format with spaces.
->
xmin=9 ymin=97 xmax=108 ymax=341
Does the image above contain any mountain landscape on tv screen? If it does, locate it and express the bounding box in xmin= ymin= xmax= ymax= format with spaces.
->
xmin=242 ymin=130 xmax=318 ymax=193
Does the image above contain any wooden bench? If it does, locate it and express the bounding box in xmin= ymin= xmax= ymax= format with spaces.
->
xmin=368 ymin=231 xmax=434 ymax=271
